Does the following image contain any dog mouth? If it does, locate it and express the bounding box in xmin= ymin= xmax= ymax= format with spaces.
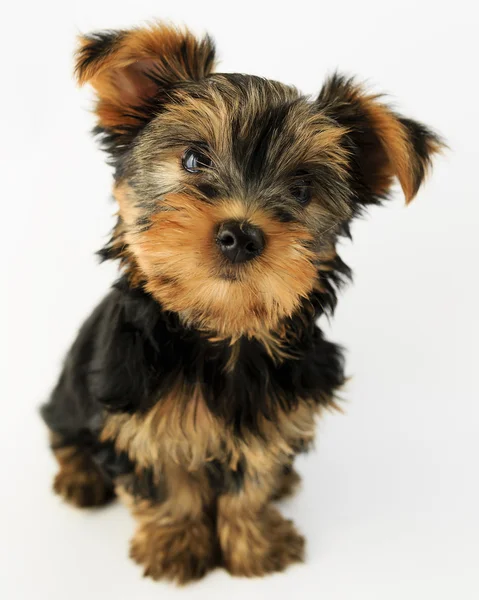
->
xmin=216 ymin=260 xmax=257 ymax=282
xmin=219 ymin=271 xmax=239 ymax=281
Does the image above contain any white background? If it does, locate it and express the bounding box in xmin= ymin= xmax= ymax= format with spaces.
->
xmin=1 ymin=1 xmax=478 ymax=599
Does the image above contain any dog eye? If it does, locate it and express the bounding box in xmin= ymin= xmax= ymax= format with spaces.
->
xmin=182 ymin=148 xmax=212 ymax=173
xmin=290 ymin=176 xmax=312 ymax=205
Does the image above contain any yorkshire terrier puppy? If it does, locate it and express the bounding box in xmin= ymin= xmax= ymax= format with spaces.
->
xmin=41 ymin=22 xmax=443 ymax=583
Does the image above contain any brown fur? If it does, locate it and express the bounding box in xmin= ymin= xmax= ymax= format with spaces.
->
xmin=318 ymin=77 xmax=444 ymax=203
xmin=75 ymin=23 xmax=215 ymax=132
xmin=109 ymin=395 xmax=310 ymax=581
xmin=101 ymin=389 xmax=317 ymax=578
xmin=109 ymin=82 xmax=353 ymax=338
xmin=101 ymin=386 xmax=319 ymax=476
xmin=52 ymin=441 xmax=113 ymax=508
xmin=118 ymin=469 xmax=218 ymax=584
xmin=120 ymin=189 xmax=319 ymax=337
xmin=47 ymin=21 xmax=445 ymax=584
xmin=271 ymin=465 xmax=302 ymax=501
xmin=218 ymin=474 xmax=305 ymax=576
xmin=361 ymin=98 xmax=444 ymax=203
xmin=113 ymin=172 xmax=346 ymax=341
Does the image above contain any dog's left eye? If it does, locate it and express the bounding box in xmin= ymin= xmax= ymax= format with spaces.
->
xmin=290 ymin=176 xmax=312 ymax=205
xmin=182 ymin=148 xmax=212 ymax=173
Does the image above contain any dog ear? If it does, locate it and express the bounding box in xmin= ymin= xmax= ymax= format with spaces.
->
xmin=317 ymin=74 xmax=444 ymax=204
xmin=75 ymin=23 xmax=216 ymax=153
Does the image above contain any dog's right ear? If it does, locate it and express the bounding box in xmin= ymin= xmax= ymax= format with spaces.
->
xmin=75 ymin=23 xmax=216 ymax=155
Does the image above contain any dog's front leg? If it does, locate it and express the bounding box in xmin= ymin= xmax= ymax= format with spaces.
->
xmin=218 ymin=463 xmax=305 ymax=577
xmin=119 ymin=461 xmax=218 ymax=584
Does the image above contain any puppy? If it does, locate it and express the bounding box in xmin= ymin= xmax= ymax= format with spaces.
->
xmin=41 ymin=22 xmax=443 ymax=583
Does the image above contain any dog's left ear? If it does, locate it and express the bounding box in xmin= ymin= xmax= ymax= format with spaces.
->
xmin=317 ymin=74 xmax=444 ymax=204
xmin=75 ymin=23 xmax=216 ymax=152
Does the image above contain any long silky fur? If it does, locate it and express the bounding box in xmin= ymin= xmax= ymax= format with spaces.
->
xmin=41 ymin=22 xmax=443 ymax=583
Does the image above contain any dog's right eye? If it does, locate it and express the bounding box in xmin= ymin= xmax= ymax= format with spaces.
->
xmin=182 ymin=148 xmax=212 ymax=173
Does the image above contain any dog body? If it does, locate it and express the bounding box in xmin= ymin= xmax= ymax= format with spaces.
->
xmin=41 ymin=23 xmax=442 ymax=583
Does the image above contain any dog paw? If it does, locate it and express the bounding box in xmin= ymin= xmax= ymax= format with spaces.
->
xmin=53 ymin=464 xmax=113 ymax=508
xmin=262 ymin=514 xmax=305 ymax=573
xmin=221 ymin=506 xmax=305 ymax=577
xmin=271 ymin=465 xmax=301 ymax=501
xmin=130 ymin=518 xmax=217 ymax=584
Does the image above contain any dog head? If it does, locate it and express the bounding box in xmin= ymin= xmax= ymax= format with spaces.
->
xmin=76 ymin=23 xmax=443 ymax=337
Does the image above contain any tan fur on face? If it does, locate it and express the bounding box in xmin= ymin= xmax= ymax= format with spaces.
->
xmin=117 ymin=185 xmax=319 ymax=337
xmin=101 ymin=74 xmax=354 ymax=339
xmin=149 ymin=81 xmax=351 ymax=184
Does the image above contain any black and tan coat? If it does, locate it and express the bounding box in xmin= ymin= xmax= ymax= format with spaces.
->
xmin=41 ymin=22 xmax=443 ymax=584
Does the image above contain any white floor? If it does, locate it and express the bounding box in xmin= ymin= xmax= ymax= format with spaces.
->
xmin=2 ymin=1 xmax=478 ymax=599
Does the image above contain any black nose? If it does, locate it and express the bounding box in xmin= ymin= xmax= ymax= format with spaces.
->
xmin=216 ymin=220 xmax=265 ymax=264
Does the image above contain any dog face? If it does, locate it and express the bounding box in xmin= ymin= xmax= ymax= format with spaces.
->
xmin=76 ymin=24 xmax=443 ymax=337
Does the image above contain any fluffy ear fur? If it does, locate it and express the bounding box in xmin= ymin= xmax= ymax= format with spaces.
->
xmin=317 ymin=74 xmax=444 ymax=204
xmin=75 ymin=23 xmax=216 ymax=155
